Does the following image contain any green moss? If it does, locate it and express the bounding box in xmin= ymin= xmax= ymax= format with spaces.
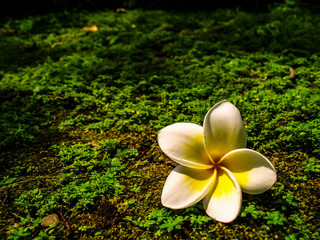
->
xmin=1 ymin=2 xmax=320 ymax=239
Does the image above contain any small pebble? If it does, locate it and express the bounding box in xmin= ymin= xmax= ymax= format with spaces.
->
xmin=41 ymin=214 xmax=60 ymax=227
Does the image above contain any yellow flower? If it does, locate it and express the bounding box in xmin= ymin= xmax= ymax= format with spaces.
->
xmin=158 ymin=100 xmax=277 ymax=223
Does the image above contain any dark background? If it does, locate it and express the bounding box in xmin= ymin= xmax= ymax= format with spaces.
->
xmin=2 ymin=0 xmax=319 ymax=17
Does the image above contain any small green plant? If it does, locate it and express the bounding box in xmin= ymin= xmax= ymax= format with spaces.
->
xmin=10 ymin=166 xmax=25 ymax=176
xmin=8 ymin=227 xmax=32 ymax=240
xmin=157 ymin=215 xmax=187 ymax=235
xmin=285 ymin=214 xmax=320 ymax=239
xmin=125 ymin=206 xmax=212 ymax=236
xmin=15 ymin=188 xmax=46 ymax=216
xmin=263 ymin=211 xmax=287 ymax=226
xmin=124 ymin=208 xmax=188 ymax=236
xmin=302 ymin=157 xmax=320 ymax=173
xmin=0 ymin=176 xmax=17 ymax=186
xmin=130 ymin=184 xmax=141 ymax=193
xmin=290 ymin=175 xmax=307 ymax=181
xmin=8 ymin=218 xmax=42 ymax=240
xmin=281 ymin=193 xmax=298 ymax=208
xmin=241 ymin=204 xmax=265 ymax=219
xmin=189 ymin=214 xmax=212 ymax=225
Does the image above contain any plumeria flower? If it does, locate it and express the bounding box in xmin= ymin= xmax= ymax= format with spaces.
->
xmin=158 ymin=100 xmax=277 ymax=223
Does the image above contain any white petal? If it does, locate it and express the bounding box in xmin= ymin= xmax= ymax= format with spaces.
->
xmin=203 ymin=167 xmax=242 ymax=223
xmin=203 ymin=100 xmax=247 ymax=162
xmin=161 ymin=165 xmax=216 ymax=209
xmin=158 ymin=123 xmax=212 ymax=169
xmin=220 ymin=148 xmax=277 ymax=194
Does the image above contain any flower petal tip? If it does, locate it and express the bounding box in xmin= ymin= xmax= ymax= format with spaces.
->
xmin=203 ymin=168 xmax=242 ymax=223
xmin=203 ymin=101 xmax=247 ymax=160
xmin=158 ymin=123 xmax=212 ymax=168
xmin=161 ymin=165 xmax=216 ymax=209
xmin=221 ymin=149 xmax=277 ymax=195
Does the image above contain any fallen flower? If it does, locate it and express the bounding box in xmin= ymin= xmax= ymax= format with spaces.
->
xmin=158 ymin=100 xmax=277 ymax=223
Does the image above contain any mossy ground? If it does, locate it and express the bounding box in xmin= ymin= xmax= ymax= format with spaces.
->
xmin=0 ymin=2 xmax=320 ymax=239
